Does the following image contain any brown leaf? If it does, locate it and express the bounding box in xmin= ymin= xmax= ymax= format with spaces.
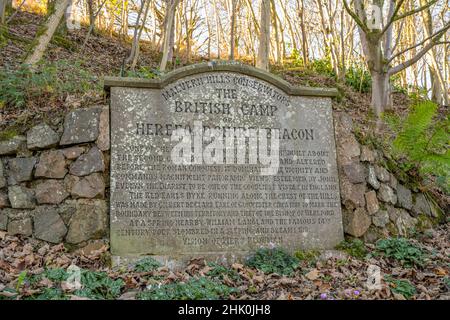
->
xmin=305 ymin=269 xmax=320 ymax=281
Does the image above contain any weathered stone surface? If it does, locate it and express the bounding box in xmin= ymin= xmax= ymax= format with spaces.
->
xmin=61 ymin=146 xmax=85 ymax=160
xmin=367 ymin=165 xmax=380 ymax=190
xmin=343 ymin=207 xmax=371 ymax=237
xmin=35 ymin=150 xmax=67 ymax=179
xmin=396 ymin=184 xmax=412 ymax=210
xmin=27 ymin=123 xmax=59 ymax=150
xmin=412 ymin=193 xmax=432 ymax=217
xmin=362 ymin=226 xmax=387 ymax=243
xmin=69 ymin=147 xmax=105 ymax=176
xmin=8 ymin=218 xmax=32 ymax=236
xmin=57 ymin=200 xmax=77 ymax=226
xmin=35 ymin=180 xmax=69 ymax=204
xmin=360 ymin=146 xmax=375 ymax=162
xmin=340 ymin=179 xmax=365 ymax=210
xmin=0 ymin=136 xmax=26 ymax=156
xmin=109 ymin=67 xmax=343 ymax=257
xmin=374 ymin=165 xmax=390 ymax=182
xmin=8 ymin=185 xmax=36 ymax=209
xmin=372 ymin=210 xmax=389 ymax=228
xmin=389 ymin=174 xmax=398 ymax=190
xmin=96 ymin=106 xmax=110 ymax=151
xmin=66 ymin=199 xmax=108 ymax=244
xmin=0 ymin=210 xmax=7 ymax=230
xmin=394 ymin=209 xmax=417 ymax=236
xmin=365 ymin=190 xmax=379 ymax=215
xmin=60 ymin=108 xmax=102 ymax=145
xmin=33 ymin=207 xmax=67 ymax=243
xmin=7 ymin=157 xmax=36 ymax=184
xmin=71 ymin=173 xmax=105 ymax=199
xmin=377 ymin=183 xmax=397 ymax=205
xmin=343 ymin=162 xmax=365 ymax=183
xmin=0 ymin=191 xmax=9 ymax=208
xmin=337 ymin=135 xmax=360 ymax=165
xmin=0 ymin=160 xmax=6 ymax=188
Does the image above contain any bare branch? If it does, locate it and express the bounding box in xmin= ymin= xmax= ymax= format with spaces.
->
xmin=394 ymin=0 xmax=438 ymax=22
xmin=380 ymin=0 xmax=405 ymax=36
xmin=342 ymin=0 xmax=370 ymax=34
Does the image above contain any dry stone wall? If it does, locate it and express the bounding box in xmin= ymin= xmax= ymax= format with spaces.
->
xmin=0 ymin=105 xmax=440 ymax=248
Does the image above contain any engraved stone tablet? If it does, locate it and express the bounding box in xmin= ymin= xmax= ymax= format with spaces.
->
xmin=106 ymin=63 xmax=343 ymax=262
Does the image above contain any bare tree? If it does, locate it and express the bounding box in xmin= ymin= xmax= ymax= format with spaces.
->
xmin=160 ymin=0 xmax=180 ymax=71
xmin=256 ymin=0 xmax=270 ymax=70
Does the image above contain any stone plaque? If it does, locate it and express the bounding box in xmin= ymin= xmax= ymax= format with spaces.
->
xmin=106 ymin=63 xmax=343 ymax=261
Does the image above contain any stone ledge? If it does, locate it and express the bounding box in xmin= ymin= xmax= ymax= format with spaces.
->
xmin=104 ymin=61 xmax=338 ymax=98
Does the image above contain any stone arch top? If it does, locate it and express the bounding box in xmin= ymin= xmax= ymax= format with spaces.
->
xmin=104 ymin=61 xmax=338 ymax=97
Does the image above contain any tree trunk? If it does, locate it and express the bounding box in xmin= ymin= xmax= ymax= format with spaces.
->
xmin=229 ymin=0 xmax=236 ymax=60
xmin=131 ymin=0 xmax=151 ymax=70
xmin=371 ymin=70 xmax=391 ymax=117
xmin=256 ymin=0 xmax=270 ymax=70
xmin=160 ymin=0 xmax=179 ymax=71
xmin=25 ymin=0 xmax=71 ymax=68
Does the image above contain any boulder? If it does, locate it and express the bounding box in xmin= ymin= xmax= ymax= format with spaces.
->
xmin=412 ymin=193 xmax=432 ymax=217
xmin=7 ymin=157 xmax=36 ymax=184
xmin=343 ymin=207 xmax=371 ymax=237
xmin=0 ymin=210 xmax=7 ymax=230
xmin=360 ymin=146 xmax=375 ymax=162
xmin=372 ymin=210 xmax=389 ymax=228
xmin=35 ymin=180 xmax=69 ymax=204
xmin=0 ymin=136 xmax=26 ymax=156
xmin=337 ymin=135 xmax=360 ymax=165
xmin=69 ymin=147 xmax=105 ymax=176
xmin=0 ymin=191 xmax=9 ymax=208
xmin=0 ymin=160 xmax=6 ymax=188
xmin=377 ymin=183 xmax=397 ymax=205
xmin=26 ymin=123 xmax=59 ymax=150
xmin=374 ymin=165 xmax=390 ymax=182
xmin=8 ymin=218 xmax=32 ymax=236
xmin=343 ymin=162 xmax=366 ymax=183
xmin=394 ymin=209 xmax=417 ymax=236
xmin=367 ymin=165 xmax=380 ymax=190
xmin=61 ymin=146 xmax=85 ymax=160
xmin=70 ymin=173 xmax=105 ymax=199
xmin=96 ymin=106 xmax=110 ymax=151
xmin=389 ymin=174 xmax=398 ymax=190
xmin=365 ymin=190 xmax=379 ymax=215
xmin=65 ymin=199 xmax=108 ymax=244
xmin=396 ymin=184 xmax=412 ymax=210
xmin=60 ymin=108 xmax=102 ymax=145
xmin=8 ymin=185 xmax=36 ymax=209
xmin=340 ymin=179 xmax=366 ymax=210
xmin=35 ymin=150 xmax=67 ymax=179
xmin=33 ymin=207 xmax=67 ymax=243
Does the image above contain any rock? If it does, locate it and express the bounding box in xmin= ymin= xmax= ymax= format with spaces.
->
xmin=0 ymin=136 xmax=26 ymax=156
xmin=57 ymin=200 xmax=77 ymax=226
xmin=69 ymin=147 xmax=105 ymax=176
xmin=33 ymin=207 xmax=67 ymax=243
xmin=340 ymin=179 xmax=366 ymax=210
xmin=8 ymin=185 xmax=36 ymax=209
xmin=377 ymin=183 xmax=397 ymax=205
xmin=412 ymin=193 xmax=432 ymax=217
xmin=96 ymin=106 xmax=110 ymax=151
xmin=343 ymin=207 xmax=371 ymax=237
xmin=360 ymin=146 xmax=375 ymax=162
xmin=71 ymin=173 xmax=105 ymax=199
xmin=0 ymin=210 xmax=7 ymax=230
xmin=65 ymin=199 xmax=108 ymax=244
xmin=26 ymin=123 xmax=59 ymax=150
xmin=61 ymin=146 xmax=85 ymax=160
xmin=76 ymin=241 xmax=106 ymax=256
xmin=365 ymin=191 xmax=379 ymax=215
xmin=337 ymin=135 xmax=360 ymax=164
xmin=0 ymin=160 xmax=6 ymax=188
xmin=338 ymin=113 xmax=354 ymax=133
xmin=35 ymin=150 xmax=67 ymax=179
xmin=8 ymin=218 xmax=32 ymax=236
xmin=60 ymin=107 xmax=102 ymax=145
xmin=387 ymin=206 xmax=400 ymax=223
xmin=367 ymin=165 xmax=380 ymax=190
xmin=343 ymin=162 xmax=366 ymax=183
xmin=318 ymin=250 xmax=348 ymax=262
xmin=0 ymin=192 xmax=9 ymax=208
xmin=394 ymin=209 xmax=417 ymax=236
xmin=396 ymin=184 xmax=412 ymax=210
xmin=362 ymin=226 xmax=387 ymax=243
xmin=374 ymin=165 xmax=390 ymax=182
xmin=389 ymin=174 xmax=398 ymax=190
xmin=35 ymin=180 xmax=69 ymax=204
xmin=372 ymin=210 xmax=389 ymax=228
xmin=7 ymin=157 xmax=36 ymax=184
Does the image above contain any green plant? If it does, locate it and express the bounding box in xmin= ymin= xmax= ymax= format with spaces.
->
xmin=336 ymin=239 xmax=368 ymax=259
xmin=206 ymin=262 xmax=241 ymax=282
xmin=375 ymin=238 xmax=426 ymax=267
xmin=126 ymin=66 xmax=159 ymax=79
xmin=136 ymin=277 xmax=235 ymax=300
xmin=310 ymin=57 xmax=335 ymax=77
xmin=345 ymin=65 xmax=372 ymax=93
xmin=385 ymin=276 xmax=416 ymax=299
xmin=245 ymin=247 xmax=299 ymax=276
xmin=133 ymin=257 xmax=162 ymax=273
xmin=386 ymin=101 xmax=449 ymax=192
xmin=74 ymin=270 xmax=124 ymax=300
xmin=294 ymin=250 xmax=319 ymax=265
xmin=16 ymin=271 xmax=28 ymax=291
